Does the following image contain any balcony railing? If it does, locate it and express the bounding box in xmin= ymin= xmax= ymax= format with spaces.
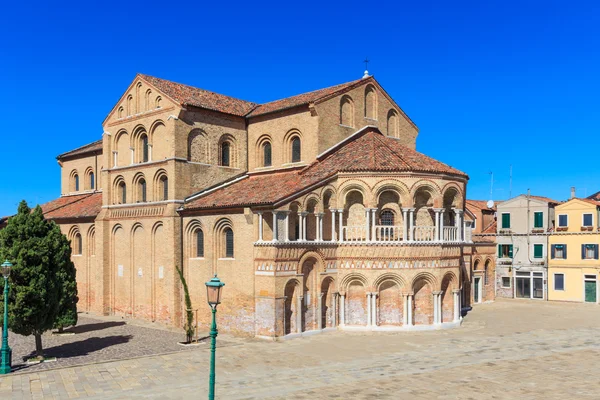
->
xmin=412 ymin=226 xmax=436 ymax=241
xmin=341 ymin=226 xmax=368 ymax=242
xmin=373 ymin=225 xmax=403 ymax=241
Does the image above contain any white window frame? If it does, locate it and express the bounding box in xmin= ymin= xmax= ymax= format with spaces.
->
xmin=532 ymin=243 xmax=544 ymax=259
xmin=557 ymin=213 xmax=568 ymax=228
xmin=582 ymin=213 xmax=594 ymax=227
xmin=553 ymin=273 xmax=565 ymax=291
xmin=501 ymin=276 xmax=511 ymax=288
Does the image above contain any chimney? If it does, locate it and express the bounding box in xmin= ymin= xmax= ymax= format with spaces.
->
xmin=571 ymin=187 xmax=576 ymax=199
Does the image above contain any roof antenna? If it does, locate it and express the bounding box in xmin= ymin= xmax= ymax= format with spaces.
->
xmin=363 ymin=57 xmax=370 ymax=78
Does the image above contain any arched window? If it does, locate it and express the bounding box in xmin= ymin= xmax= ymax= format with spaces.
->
xmin=74 ymin=174 xmax=79 ymax=191
xmin=225 ymin=228 xmax=234 ymax=258
xmin=340 ymin=96 xmax=354 ymax=127
xmin=196 ymin=229 xmax=204 ymax=258
xmin=365 ymin=85 xmax=377 ymax=119
xmin=263 ymin=142 xmax=272 ymax=167
xmin=90 ymin=172 xmax=95 ymax=190
xmin=119 ymin=181 xmax=127 ymax=204
xmin=160 ymin=176 xmax=168 ymax=201
xmin=74 ymin=233 xmax=82 ymax=255
xmin=484 ymin=260 xmax=490 ymax=285
xmin=138 ymin=178 xmax=147 ymax=202
xmin=291 ymin=137 xmax=301 ymax=163
xmin=380 ymin=209 xmax=395 ymax=226
xmin=221 ymin=142 xmax=230 ymax=166
xmin=141 ymin=134 xmax=149 ymax=163
xmin=155 ymin=96 xmax=162 ymax=108
xmin=117 ymin=107 xmax=124 ymax=119
xmin=387 ymin=109 xmax=399 ymax=138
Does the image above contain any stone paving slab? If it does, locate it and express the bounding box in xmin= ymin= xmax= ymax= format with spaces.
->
xmin=3 ymin=299 xmax=600 ymax=398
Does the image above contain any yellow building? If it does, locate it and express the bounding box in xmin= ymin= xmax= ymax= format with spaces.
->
xmin=548 ymin=198 xmax=600 ymax=303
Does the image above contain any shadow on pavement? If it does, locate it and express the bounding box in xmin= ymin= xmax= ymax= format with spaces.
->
xmin=20 ymin=335 xmax=133 ymax=363
xmin=65 ymin=321 xmax=126 ymax=334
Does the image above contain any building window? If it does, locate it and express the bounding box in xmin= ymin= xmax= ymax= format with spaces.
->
xmin=263 ymin=142 xmax=272 ymax=167
xmin=380 ymin=210 xmax=395 ymax=226
xmin=141 ymin=134 xmax=149 ymax=163
xmin=583 ymin=213 xmax=593 ymax=227
xmin=119 ymin=182 xmax=126 ymax=204
xmin=90 ymin=172 xmax=95 ymax=190
xmin=501 ymin=213 xmax=510 ymax=229
xmin=221 ymin=142 xmax=230 ymax=166
xmin=582 ymin=244 xmax=599 ymax=260
xmin=533 ymin=244 xmax=544 ymax=259
xmin=74 ymin=233 xmax=82 ymax=255
xmin=534 ymin=211 xmax=543 ymax=228
xmin=551 ymin=244 xmax=567 ymax=259
xmin=291 ymin=137 xmax=301 ymax=163
xmin=74 ymin=174 xmax=79 ymax=192
xmin=554 ymin=274 xmax=565 ymax=291
xmin=502 ymin=277 xmax=511 ymax=288
xmin=161 ymin=176 xmax=168 ymax=201
xmin=225 ymin=228 xmax=234 ymax=258
xmin=498 ymin=244 xmax=513 ymax=258
xmin=196 ymin=229 xmax=204 ymax=258
xmin=138 ymin=179 xmax=147 ymax=202
xmin=558 ymin=214 xmax=568 ymax=228
xmin=484 ymin=264 xmax=489 ymax=285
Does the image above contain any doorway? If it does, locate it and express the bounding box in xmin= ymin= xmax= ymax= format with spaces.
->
xmin=515 ymin=272 xmax=531 ymax=298
xmin=474 ymin=277 xmax=481 ymax=303
xmin=584 ymin=275 xmax=597 ymax=303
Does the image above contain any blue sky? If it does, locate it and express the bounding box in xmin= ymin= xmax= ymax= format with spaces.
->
xmin=1 ymin=1 xmax=599 ymax=216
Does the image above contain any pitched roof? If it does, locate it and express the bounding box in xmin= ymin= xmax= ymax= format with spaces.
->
xmin=247 ymin=78 xmax=363 ymax=117
xmin=529 ymin=195 xmax=561 ymax=204
xmin=57 ymin=140 xmax=103 ymax=160
xmin=466 ymin=199 xmax=496 ymax=212
xmin=40 ymin=193 xmax=102 ymax=221
xmin=587 ymin=190 xmax=600 ymax=201
xmin=184 ymin=127 xmax=466 ymax=211
xmin=139 ymin=74 xmax=258 ymax=117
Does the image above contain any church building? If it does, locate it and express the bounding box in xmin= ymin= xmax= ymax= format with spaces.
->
xmin=42 ymin=72 xmax=472 ymax=338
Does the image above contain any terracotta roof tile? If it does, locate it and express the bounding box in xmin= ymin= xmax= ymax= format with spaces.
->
xmin=528 ymin=195 xmax=561 ymax=204
xmin=482 ymin=220 xmax=497 ymax=234
xmin=139 ymin=74 xmax=258 ymax=117
xmin=465 ymin=199 xmax=496 ymax=212
xmin=57 ymin=140 xmax=103 ymax=160
xmin=184 ymin=128 xmax=466 ymax=210
xmin=41 ymin=193 xmax=102 ymax=220
xmin=247 ymin=78 xmax=363 ymax=117
xmin=587 ymin=190 xmax=600 ymax=201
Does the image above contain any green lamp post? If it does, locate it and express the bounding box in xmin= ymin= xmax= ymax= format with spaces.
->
xmin=205 ymin=274 xmax=225 ymax=400
xmin=0 ymin=260 xmax=13 ymax=375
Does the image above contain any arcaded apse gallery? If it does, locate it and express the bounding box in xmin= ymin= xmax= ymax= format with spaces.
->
xmin=41 ymin=72 xmax=475 ymax=338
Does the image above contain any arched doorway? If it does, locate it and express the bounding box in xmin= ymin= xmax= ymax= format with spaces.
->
xmin=440 ymin=274 xmax=456 ymax=323
xmin=413 ymin=278 xmax=434 ymax=325
xmin=301 ymin=257 xmax=318 ymax=331
xmin=321 ymin=277 xmax=335 ymax=328
xmin=284 ymin=280 xmax=300 ymax=335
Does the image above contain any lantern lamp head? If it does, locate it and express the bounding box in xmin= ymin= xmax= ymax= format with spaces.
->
xmin=1 ymin=260 xmax=12 ymax=279
xmin=205 ymin=274 xmax=225 ymax=309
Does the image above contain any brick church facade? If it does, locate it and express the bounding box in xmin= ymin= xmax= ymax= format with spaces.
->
xmin=41 ymin=73 xmax=473 ymax=338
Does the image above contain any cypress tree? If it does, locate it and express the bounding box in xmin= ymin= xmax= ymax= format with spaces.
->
xmin=0 ymin=201 xmax=77 ymax=358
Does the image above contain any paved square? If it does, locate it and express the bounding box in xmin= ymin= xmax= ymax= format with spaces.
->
xmin=2 ymin=299 xmax=600 ymax=399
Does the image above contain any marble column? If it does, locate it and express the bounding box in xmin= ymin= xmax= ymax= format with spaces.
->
xmin=365 ymin=209 xmax=371 ymax=242
xmin=330 ymin=208 xmax=337 ymax=242
xmin=366 ymin=293 xmax=372 ymax=327
xmin=339 ymin=293 xmax=346 ymax=326
xmin=452 ymin=289 xmax=460 ymax=322
xmin=284 ymin=211 xmax=290 ymax=242
xmin=407 ymin=294 xmax=414 ymax=326
xmin=402 ymin=209 xmax=408 ymax=242
xmin=257 ymin=212 xmax=263 ymax=242
xmin=371 ymin=208 xmax=377 ymax=241
xmin=433 ymin=208 xmax=442 ymax=241
xmin=407 ymin=208 xmax=415 ymax=241
xmin=302 ymin=212 xmax=308 ymax=241
xmin=371 ymin=292 xmax=377 ymax=327
xmin=317 ymin=293 xmax=324 ymax=330
xmin=332 ymin=292 xmax=338 ymax=327
xmin=298 ymin=212 xmax=305 ymax=241
xmin=338 ymin=209 xmax=344 ymax=242
xmin=403 ymin=294 xmax=409 ymax=325
xmin=272 ymin=212 xmax=278 ymax=242
xmin=296 ymin=296 xmax=303 ymax=333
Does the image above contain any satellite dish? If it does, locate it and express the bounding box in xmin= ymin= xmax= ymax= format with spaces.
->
xmin=487 ymin=200 xmax=495 ymax=208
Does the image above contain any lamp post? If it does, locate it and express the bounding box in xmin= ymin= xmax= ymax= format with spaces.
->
xmin=205 ymin=275 xmax=225 ymax=400
xmin=0 ymin=260 xmax=12 ymax=375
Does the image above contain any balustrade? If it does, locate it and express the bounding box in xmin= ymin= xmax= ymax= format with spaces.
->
xmin=372 ymin=225 xmax=403 ymax=242
xmin=341 ymin=226 xmax=368 ymax=242
xmin=442 ymin=226 xmax=459 ymax=242
xmin=412 ymin=226 xmax=436 ymax=242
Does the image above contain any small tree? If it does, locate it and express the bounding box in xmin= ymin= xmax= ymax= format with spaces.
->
xmin=0 ymin=201 xmax=75 ymax=358
xmin=175 ymin=265 xmax=195 ymax=343
xmin=53 ymin=252 xmax=79 ymax=333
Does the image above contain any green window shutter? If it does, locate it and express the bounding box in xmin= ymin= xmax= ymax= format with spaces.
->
xmin=502 ymin=213 xmax=510 ymax=229
xmin=534 ymin=212 xmax=543 ymax=228
xmin=509 ymin=245 xmax=513 ymax=258
xmin=498 ymin=245 xmax=502 ymax=257
xmin=534 ymin=244 xmax=543 ymax=258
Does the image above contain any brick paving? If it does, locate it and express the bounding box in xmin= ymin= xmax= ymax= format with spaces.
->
xmin=3 ymin=299 xmax=600 ymax=399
